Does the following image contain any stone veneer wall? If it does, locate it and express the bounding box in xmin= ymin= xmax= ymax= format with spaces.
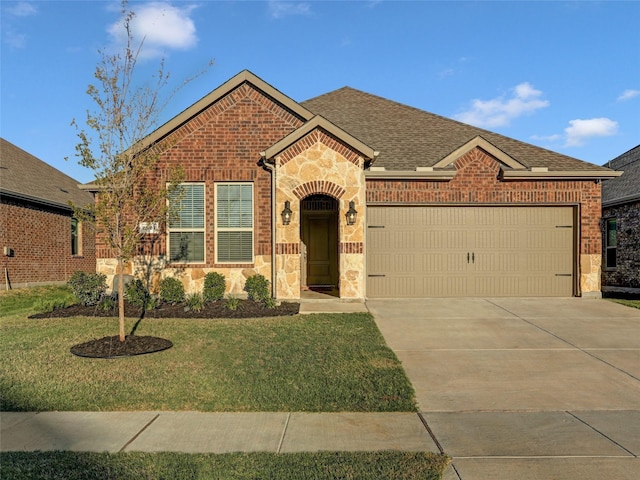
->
xmin=602 ymin=200 xmax=640 ymax=290
xmin=97 ymin=256 xmax=271 ymax=296
xmin=274 ymin=130 xmax=366 ymax=299
xmin=366 ymin=148 xmax=603 ymax=297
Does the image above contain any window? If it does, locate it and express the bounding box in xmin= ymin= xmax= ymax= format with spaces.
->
xmin=168 ymin=184 xmax=205 ymax=263
xmin=71 ymin=218 xmax=81 ymax=256
xmin=216 ymin=183 xmax=253 ymax=263
xmin=605 ymin=218 xmax=617 ymax=269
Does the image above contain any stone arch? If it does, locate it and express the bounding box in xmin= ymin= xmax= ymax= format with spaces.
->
xmin=292 ymin=181 xmax=346 ymax=200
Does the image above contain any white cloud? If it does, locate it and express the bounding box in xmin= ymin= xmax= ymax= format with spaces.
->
xmin=3 ymin=2 xmax=38 ymax=48
xmin=617 ymin=89 xmax=640 ymax=102
xmin=108 ymin=2 xmax=198 ymax=59
xmin=268 ymin=1 xmax=312 ymax=19
xmin=531 ymin=133 xmax=563 ymax=143
xmin=6 ymin=1 xmax=38 ymax=17
xmin=564 ymin=118 xmax=618 ymax=147
xmin=454 ymin=82 xmax=549 ymax=128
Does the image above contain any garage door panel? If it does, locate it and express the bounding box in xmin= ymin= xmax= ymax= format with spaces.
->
xmin=367 ymin=206 xmax=575 ymax=297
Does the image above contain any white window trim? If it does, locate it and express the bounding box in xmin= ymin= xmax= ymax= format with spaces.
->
xmin=214 ymin=182 xmax=254 ymax=264
xmin=167 ymin=182 xmax=206 ymax=264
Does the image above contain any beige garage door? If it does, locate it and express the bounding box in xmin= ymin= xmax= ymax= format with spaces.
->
xmin=366 ymin=206 xmax=575 ymax=297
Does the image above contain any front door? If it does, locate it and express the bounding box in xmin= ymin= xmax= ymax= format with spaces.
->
xmin=301 ymin=195 xmax=338 ymax=289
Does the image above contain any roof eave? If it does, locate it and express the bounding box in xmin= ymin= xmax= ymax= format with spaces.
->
xmin=365 ymin=170 xmax=456 ymax=180
xmin=502 ymin=170 xmax=623 ymax=180
xmin=262 ymin=115 xmax=376 ymax=161
xmin=603 ymin=193 xmax=640 ymax=207
xmin=0 ymin=188 xmax=76 ymax=211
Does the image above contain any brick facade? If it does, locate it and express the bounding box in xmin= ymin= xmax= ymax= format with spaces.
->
xmin=602 ymin=200 xmax=640 ymax=289
xmin=366 ymin=149 xmax=602 ymax=254
xmin=0 ymin=198 xmax=96 ymax=288
xmin=95 ymin=83 xmax=306 ymax=294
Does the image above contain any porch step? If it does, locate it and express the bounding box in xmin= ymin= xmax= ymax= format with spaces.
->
xmin=298 ymin=300 xmax=368 ymax=314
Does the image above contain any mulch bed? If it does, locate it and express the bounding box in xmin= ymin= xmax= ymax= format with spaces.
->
xmin=29 ymin=299 xmax=300 ymax=359
xmin=29 ymin=299 xmax=300 ymax=320
xmin=70 ymin=335 xmax=173 ymax=359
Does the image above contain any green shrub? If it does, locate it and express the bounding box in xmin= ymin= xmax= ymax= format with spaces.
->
xmin=33 ymin=297 xmax=74 ymax=314
xmin=98 ymin=295 xmax=116 ymax=312
xmin=244 ymin=274 xmax=271 ymax=304
xmin=125 ymin=279 xmax=150 ymax=307
xmin=185 ymin=293 xmax=205 ymax=312
xmin=67 ymin=271 xmax=107 ymax=306
xmin=203 ymin=272 xmax=226 ymax=303
xmin=159 ymin=277 xmax=185 ymax=304
xmin=263 ymin=297 xmax=278 ymax=309
xmin=226 ymin=294 xmax=239 ymax=311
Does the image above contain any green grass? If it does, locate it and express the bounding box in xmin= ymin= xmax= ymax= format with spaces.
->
xmin=0 ymin=285 xmax=76 ymax=317
xmin=606 ymin=298 xmax=640 ymax=310
xmin=0 ymin=287 xmax=416 ymax=412
xmin=1 ymin=451 xmax=450 ymax=480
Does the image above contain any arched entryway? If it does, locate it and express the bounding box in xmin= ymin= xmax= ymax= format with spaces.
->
xmin=300 ymin=194 xmax=339 ymax=296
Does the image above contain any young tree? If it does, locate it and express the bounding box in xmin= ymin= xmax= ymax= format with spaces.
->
xmin=71 ymin=3 xmax=207 ymax=342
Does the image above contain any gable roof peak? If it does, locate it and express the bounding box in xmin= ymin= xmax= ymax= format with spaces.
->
xmin=137 ymin=69 xmax=315 ymax=151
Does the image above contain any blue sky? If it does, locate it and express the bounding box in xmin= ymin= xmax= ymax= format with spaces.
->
xmin=2 ymin=0 xmax=639 ymax=183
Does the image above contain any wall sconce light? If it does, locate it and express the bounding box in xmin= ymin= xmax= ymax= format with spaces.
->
xmin=281 ymin=200 xmax=292 ymax=225
xmin=346 ymin=201 xmax=358 ymax=226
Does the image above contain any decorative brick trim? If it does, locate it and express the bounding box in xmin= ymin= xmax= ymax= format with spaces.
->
xmin=340 ymin=242 xmax=364 ymax=254
xmin=293 ymin=181 xmax=346 ymax=200
xmin=276 ymin=243 xmax=300 ymax=254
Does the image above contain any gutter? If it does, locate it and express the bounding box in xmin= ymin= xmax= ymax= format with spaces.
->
xmin=364 ymin=169 xmax=623 ymax=181
xmin=603 ymin=193 xmax=640 ymax=208
xmin=502 ymin=170 xmax=623 ymax=180
xmin=259 ymin=154 xmax=277 ymax=300
xmin=0 ymin=188 xmax=76 ymax=212
xmin=364 ymin=170 xmax=455 ymax=180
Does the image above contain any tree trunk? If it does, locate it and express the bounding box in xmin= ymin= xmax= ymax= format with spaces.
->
xmin=117 ymin=257 xmax=126 ymax=342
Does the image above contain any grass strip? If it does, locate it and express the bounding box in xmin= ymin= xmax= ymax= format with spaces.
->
xmin=606 ymin=298 xmax=640 ymax=310
xmin=1 ymin=451 xmax=450 ymax=480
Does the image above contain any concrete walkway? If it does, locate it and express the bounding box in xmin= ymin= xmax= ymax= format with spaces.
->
xmin=1 ymin=412 xmax=437 ymax=453
xmin=367 ymin=298 xmax=640 ymax=480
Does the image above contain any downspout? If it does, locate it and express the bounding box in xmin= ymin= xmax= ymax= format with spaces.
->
xmin=259 ymin=153 xmax=277 ymax=299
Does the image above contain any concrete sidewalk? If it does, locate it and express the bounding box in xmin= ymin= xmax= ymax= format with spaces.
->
xmin=1 ymin=411 xmax=438 ymax=454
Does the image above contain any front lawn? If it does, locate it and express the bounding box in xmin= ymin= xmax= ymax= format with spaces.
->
xmin=1 ymin=451 xmax=449 ymax=480
xmin=0 ymin=287 xmax=416 ymax=412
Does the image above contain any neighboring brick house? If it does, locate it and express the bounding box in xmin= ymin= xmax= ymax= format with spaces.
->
xmin=601 ymin=144 xmax=640 ymax=294
xmin=0 ymin=138 xmax=95 ymax=289
xmin=92 ymin=71 xmax=621 ymax=299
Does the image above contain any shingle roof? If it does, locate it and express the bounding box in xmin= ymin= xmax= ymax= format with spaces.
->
xmin=0 ymin=138 xmax=94 ymax=210
xmin=301 ymin=86 xmax=613 ymax=173
xmin=602 ymin=144 xmax=640 ymax=206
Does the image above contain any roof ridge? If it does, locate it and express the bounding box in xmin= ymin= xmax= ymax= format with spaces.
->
xmin=303 ymin=86 xmax=605 ymax=171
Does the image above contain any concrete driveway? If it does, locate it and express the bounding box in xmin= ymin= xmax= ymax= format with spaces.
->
xmin=367 ymin=298 xmax=640 ymax=480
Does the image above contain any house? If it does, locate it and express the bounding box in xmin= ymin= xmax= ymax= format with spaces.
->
xmin=601 ymin=144 xmax=640 ymax=295
xmin=91 ymin=70 xmax=621 ymax=299
xmin=0 ymin=138 xmax=95 ymax=289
